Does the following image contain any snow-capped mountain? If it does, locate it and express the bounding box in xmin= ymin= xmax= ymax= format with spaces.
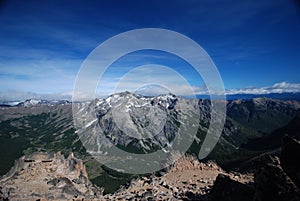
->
xmin=0 ymin=99 xmax=71 ymax=107
xmin=73 ymin=92 xmax=201 ymax=156
xmin=71 ymin=92 xmax=300 ymax=170
xmin=1 ymin=91 xmax=300 ymax=174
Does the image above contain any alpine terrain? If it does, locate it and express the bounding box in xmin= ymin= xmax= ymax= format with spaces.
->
xmin=0 ymin=92 xmax=300 ymax=199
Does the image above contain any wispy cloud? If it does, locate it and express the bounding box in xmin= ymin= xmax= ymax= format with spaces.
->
xmin=226 ymin=82 xmax=300 ymax=95
xmin=0 ymin=58 xmax=81 ymax=93
xmin=96 ymin=80 xmax=300 ymax=97
xmin=0 ymin=90 xmax=71 ymax=101
xmin=1 ymin=81 xmax=300 ymax=101
xmin=94 ymin=64 xmax=199 ymax=97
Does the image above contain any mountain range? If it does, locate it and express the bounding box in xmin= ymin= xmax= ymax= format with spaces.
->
xmin=0 ymin=92 xmax=300 ymax=193
xmin=1 ymin=92 xmax=300 ymax=105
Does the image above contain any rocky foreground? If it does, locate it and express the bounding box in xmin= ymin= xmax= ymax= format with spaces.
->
xmin=0 ymin=152 xmax=103 ymax=200
xmin=103 ymin=155 xmax=252 ymax=201
xmin=1 ymin=136 xmax=300 ymax=201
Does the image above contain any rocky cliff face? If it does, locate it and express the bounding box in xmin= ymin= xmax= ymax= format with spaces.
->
xmin=0 ymin=152 xmax=103 ymax=200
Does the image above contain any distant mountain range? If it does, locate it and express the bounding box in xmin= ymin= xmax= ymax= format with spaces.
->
xmin=0 ymin=99 xmax=71 ymax=107
xmin=0 ymin=92 xmax=300 ymax=192
xmin=195 ymin=92 xmax=300 ymax=101
xmin=1 ymin=92 xmax=300 ymax=107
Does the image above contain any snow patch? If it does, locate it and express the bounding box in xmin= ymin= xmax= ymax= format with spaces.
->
xmin=84 ymin=119 xmax=98 ymax=128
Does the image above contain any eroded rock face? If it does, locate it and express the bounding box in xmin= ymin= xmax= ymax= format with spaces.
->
xmin=0 ymin=152 xmax=103 ymax=200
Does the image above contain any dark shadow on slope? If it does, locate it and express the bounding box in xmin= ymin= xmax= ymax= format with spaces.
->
xmin=242 ymin=116 xmax=300 ymax=151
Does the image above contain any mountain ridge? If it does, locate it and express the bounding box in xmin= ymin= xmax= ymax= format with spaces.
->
xmin=0 ymin=92 xmax=300 ymax=193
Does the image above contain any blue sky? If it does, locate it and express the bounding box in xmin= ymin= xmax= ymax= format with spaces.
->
xmin=0 ymin=0 xmax=300 ymax=99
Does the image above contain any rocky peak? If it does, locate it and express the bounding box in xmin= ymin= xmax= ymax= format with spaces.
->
xmin=98 ymin=91 xmax=178 ymax=109
xmin=74 ymin=92 xmax=188 ymax=154
xmin=0 ymin=152 xmax=103 ymax=200
xmin=16 ymin=99 xmax=42 ymax=107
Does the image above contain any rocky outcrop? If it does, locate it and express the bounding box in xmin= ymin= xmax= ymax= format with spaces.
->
xmin=102 ymin=155 xmax=215 ymax=200
xmin=209 ymin=174 xmax=254 ymax=201
xmin=208 ymin=136 xmax=300 ymax=201
xmin=168 ymin=154 xmax=222 ymax=173
xmin=251 ymin=136 xmax=300 ymax=201
xmin=1 ymin=135 xmax=300 ymax=201
xmin=238 ymin=152 xmax=281 ymax=173
xmin=102 ymin=155 xmax=253 ymax=200
xmin=254 ymin=156 xmax=300 ymax=201
xmin=281 ymin=135 xmax=300 ymax=188
xmin=0 ymin=153 xmax=254 ymax=200
xmin=0 ymin=152 xmax=103 ymax=200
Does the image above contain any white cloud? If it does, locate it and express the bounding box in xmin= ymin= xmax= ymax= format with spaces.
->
xmin=226 ymin=82 xmax=300 ymax=95
xmin=92 ymin=64 xmax=201 ymax=97
xmin=1 ymin=81 xmax=300 ymax=101
xmin=0 ymin=91 xmax=71 ymax=101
